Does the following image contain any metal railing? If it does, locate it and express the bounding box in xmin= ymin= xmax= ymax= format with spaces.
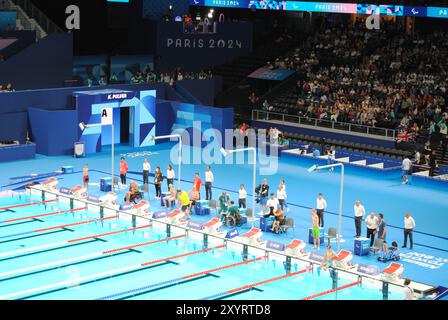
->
xmin=20 ymin=185 xmax=437 ymax=300
xmin=10 ymin=0 xmax=62 ymax=34
xmin=252 ymin=110 xmax=397 ymax=139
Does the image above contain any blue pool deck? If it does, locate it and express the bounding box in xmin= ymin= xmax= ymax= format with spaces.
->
xmin=1 ymin=142 xmax=447 ymax=290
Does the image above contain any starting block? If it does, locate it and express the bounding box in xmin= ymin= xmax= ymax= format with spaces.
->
xmin=203 ymin=218 xmax=222 ymax=235
xmin=99 ymin=192 xmax=117 ymax=206
xmin=167 ymin=209 xmax=185 ymax=225
xmin=382 ymin=262 xmax=404 ymax=283
xmin=40 ymin=177 xmax=59 ymax=190
xmin=133 ymin=200 xmax=150 ymax=216
xmin=332 ymin=250 xmax=353 ymax=270
xmin=70 ymin=185 xmax=87 ymax=199
xmin=242 ymin=227 xmax=263 ymax=246
xmin=286 ymin=239 xmax=306 ymax=257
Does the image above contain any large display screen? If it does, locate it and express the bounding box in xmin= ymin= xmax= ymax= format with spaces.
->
xmin=189 ymin=1 xmax=448 ymax=19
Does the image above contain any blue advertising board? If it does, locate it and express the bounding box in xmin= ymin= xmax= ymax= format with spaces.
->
xmin=189 ymin=0 xmax=448 ymax=19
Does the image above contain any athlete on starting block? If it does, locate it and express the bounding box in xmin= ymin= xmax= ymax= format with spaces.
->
xmin=177 ymin=189 xmax=191 ymax=221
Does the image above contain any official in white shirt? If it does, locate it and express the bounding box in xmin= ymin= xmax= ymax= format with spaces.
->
xmin=238 ymin=184 xmax=247 ymax=209
xmin=142 ymin=159 xmax=151 ymax=185
xmin=205 ymin=166 xmax=214 ymax=200
xmin=402 ymin=212 xmax=416 ymax=250
xmin=365 ymin=211 xmax=379 ymax=247
xmin=265 ymin=193 xmax=280 ymax=217
xmin=354 ymin=200 xmax=365 ymax=238
xmin=166 ymin=165 xmax=175 ymax=190
xmin=316 ymin=193 xmax=327 ymax=228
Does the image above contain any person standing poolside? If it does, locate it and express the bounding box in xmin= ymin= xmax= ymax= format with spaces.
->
xmin=402 ymin=156 xmax=412 ymax=184
xmin=177 ymin=189 xmax=191 ymax=221
xmin=238 ymin=184 xmax=247 ymax=209
xmin=365 ymin=211 xmax=379 ymax=247
xmin=354 ymin=200 xmax=365 ymax=238
xmin=193 ymin=172 xmax=202 ymax=199
xmin=166 ymin=165 xmax=175 ymax=190
xmin=277 ymin=180 xmax=289 ymax=212
xmin=119 ymin=157 xmax=128 ymax=186
xmin=205 ymin=166 xmax=214 ymax=201
xmin=402 ymin=212 xmax=416 ymax=250
xmin=311 ymin=208 xmax=321 ymax=250
xmin=142 ymin=159 xmax=150 ymax=185
xmin=83 ymin=164 xmax=89 ymax=190
xmin=377 ymin=213 xmax=387 ymax=241
xmin=154 ymin=167 xmax=163 ymax=199
xmin=327 ymin=146 xmax=336 ymax=172
xmin=316 ymin=193 xmax=327 ymax=228
xmin=259 ymin=179 xmax=269 ymax=215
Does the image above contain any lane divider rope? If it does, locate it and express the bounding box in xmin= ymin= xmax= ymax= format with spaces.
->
xmin=0 ymin=235 xmax=185 ymax=279
xmin=97 ymin=255 xmax=267 ymax=300
xmin=300 ymin=280 xmax=362 ymax=300
xmin=0 ymin=244 xmax=225 ymax=300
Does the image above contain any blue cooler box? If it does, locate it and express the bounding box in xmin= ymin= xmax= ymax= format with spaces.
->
xmin=308 ymin=228 xmax=325 ymax=244
xmin=194 ymin=200 xmax=210 ymax=216
xmin=354 ymin=237 xmax=371 ymax=256
xmin=62 ymin=166 xmax=74 ymax=174
xmin=260 ymin=217 xmax=275 ymax=232
xmin=100 ymin=177 xmax=112 ymax=192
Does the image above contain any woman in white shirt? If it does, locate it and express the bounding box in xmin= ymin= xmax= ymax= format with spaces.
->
xmin=142 ymin=159 xmax=151 ymax=185
xmin=166 ymin=165 xmax=175 ymax=190
xmin=277 ymin=181 xmax=289 ymax=213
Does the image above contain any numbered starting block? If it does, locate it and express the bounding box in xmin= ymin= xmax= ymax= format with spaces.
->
xmin=332 ymin=250 xmax=354 ymax=270
xmin=40 ymin=178 xmax=59 ymax=190
xmin=242 ymin=227 xmax=263 ymax=246
xmin=70 ymin=185 xmax=87 ymax=199
xmin=99 ymin=192 xmax=117 ymax=206
xmin=286 ymin=239 xmax=306 ymax=257
xmin=203 ymin=218 xmax=222 ymax=235
xmin=133 ymin=200 xmax=150 ymax=216
xmin=167 ymin=209 xmax=185 ymax=225
xmin=382 ymin=263 xmax=404 ymax=283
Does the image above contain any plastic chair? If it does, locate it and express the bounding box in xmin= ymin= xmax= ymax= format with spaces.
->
xmin=280 ymin=218 xmax=295 ymax=235
xmin=370 ymin=238 xmax=384 ymax=256
xmin=325 ymin=227 xmax=337 ymax=246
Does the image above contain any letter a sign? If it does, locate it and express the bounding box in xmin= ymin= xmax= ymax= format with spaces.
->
xmin=101 ymin=108 xmax=113 ymax=125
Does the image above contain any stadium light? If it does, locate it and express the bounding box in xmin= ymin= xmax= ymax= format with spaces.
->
xmin=307 ymin=162 xmax=345 ymax=251
xmin=150 ymin=134 xmax=182 ymax=190
xmin=79 ymin=121 xmax=115 ymax=191
xmin=220 ymin=147 xmax=257 ymax=228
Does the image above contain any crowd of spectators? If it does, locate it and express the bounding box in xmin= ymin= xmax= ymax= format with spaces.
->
xmin=0 ymin=83 xmax=14 ymax=92
xmin=258 ymin=19 xmax=447 ymax=147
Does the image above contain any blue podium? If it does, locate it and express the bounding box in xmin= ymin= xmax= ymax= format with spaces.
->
xmin=100 ymin=177 xmax=112 ymax=192
xmin=260 ymin=217 xmax=275 ymax=232
xmin=308 ymin=228 xmax=325 ymax=245
xmin=354 ymin=237 xmax=371 ymax=256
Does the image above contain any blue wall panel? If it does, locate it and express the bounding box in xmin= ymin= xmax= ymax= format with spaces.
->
xmin=0 ymin=33 xmax=73 ymax=90
xmin=0 ymin=112 xmax=28 ymax=143
xmin=28 ymin=108 xmax=78 ymax=156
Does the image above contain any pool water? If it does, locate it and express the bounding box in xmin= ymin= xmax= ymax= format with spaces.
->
xmin=0 ymin=194 xmax=404 ymax=300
